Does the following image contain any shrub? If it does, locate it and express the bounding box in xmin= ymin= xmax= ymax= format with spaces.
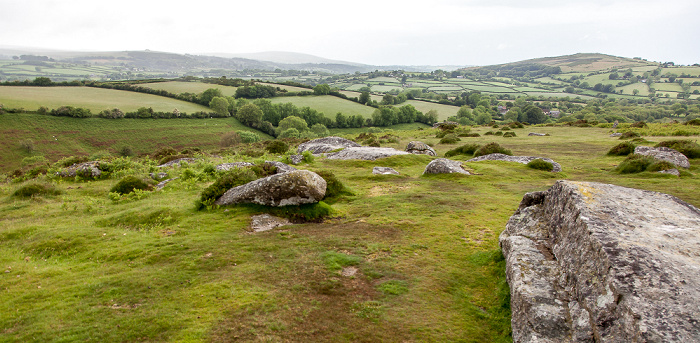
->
xmin=302 ymin=151 xmax=315 ymax=164
xmin=266 ymin=201 xmax=334 ymax=222
xmin=13 ymin=183 xmax=61 ymax=198
xmin=310 ymin=123 xmax=330 ymax=137
xmin=494 ymin=131 xmax=504 ymax=136
xmin=484 ymin=131 xmax=495 ymax=135
xmin=439 ymin=134 xmax=460 ymax=144
xmin=473 ymin=142 xmax=512 ymax=157
xmin=152 ymin=147 xmax=178 ymax=160
xmin=647 ymin=160 xmax=676 ymax=172
xmin=265 ymin=140 xmax=289 ymax=154
xmin=615 ymin=154 xmax=655 ymax=174
xmin=278 ymin=128 xmax=301 ymax=139
xmin=444 ymin=143 xmax=480 ymax=158
xmin=21 ymin=155 xmax=47 ymax=167
xmin=630 ymin=121 xmax=648 ymax=128
xmin=607 ymin=142 xmax=635 ymax=156
xmin=238 ymin=131 xmax=261 ymax=143
xmin=499 ymin=126 xmax=511 ymax=131
xmin=503 ymin=132 xmax=517 ymax=138
xmin=197 ymin=168 xmax=257 ymax=209
xmin=618 ymin=131 xmax=640 ymax=140
xmin=220 ymin=131 xmax=242 ymax=147
xmin=110 ymin=176 xmax=151 ymax=195
xmin=509 ymin=122 xmax=525 ymax=129
xmin=685 ymin=118 xmax=700 ymax=126
xmin=118 ymin=146 xmax=134 ymax=157
xmin=526 ymin=159 xmax=554 ymax=171
xmin=19 ymin=139 xmax=35 ymax=153
xmin=315 ymin=170 xmax=353 ymax=201
xmin=655 ymin=140 xmax=700 ymax=158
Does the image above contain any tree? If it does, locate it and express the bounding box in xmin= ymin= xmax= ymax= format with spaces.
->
xmin=382 ymin=94 xmax=395 ymax=105
xmin=359 ymin=91 xmax=371 ymax=105
xmin=235 ymin=103 xmax=263 ymax=127
xmin=310 ymin=123 xmax=330 ymax=137
xmin=335 ymin=112 xmax=347 ymax=128
xmin=199 ymin=88 xmax=223 ymax=105
xmin=633 ymin=89 xmax=640 ymax=96
xmin=277 ymin=115 xmax=308 ymax=134
xmin=313 ymin=84 xmax=331 ymax=95
xmin=209 ymin=97 xmax=230 ymax=116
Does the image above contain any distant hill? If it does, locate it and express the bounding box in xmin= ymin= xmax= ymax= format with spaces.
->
xmin=465 ymin=53 xmax=657 ymax=73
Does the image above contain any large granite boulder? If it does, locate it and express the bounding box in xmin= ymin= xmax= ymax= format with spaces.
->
xmin=326 ymin=147 xmax=410 ymax=161
xmin=214 ymin=170 xmax=326 ymax=207
xmin=405 ymin=141 xmax=437 ymax=156
xmin=423 ymin=158 xmax=471 ymax=175
xmin=467 ymin=153 xmax=562 ymax=172
xmin=57 ymin=161 xmax=102 ymax=178
xmin=634 ymin=146 xmax=690 ymax=168
xmin=296 ymin=136 xmax=361 ymax=154
xmin=501 ymin=180 xmax=700 ymax=343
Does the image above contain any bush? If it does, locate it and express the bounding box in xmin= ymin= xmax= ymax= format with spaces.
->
xmin=197 ymin=168 xmax=258 ymax=209
xmin=152 ymin=147 xmax=178 ymax=160
xmin=647 ymin=160 xmax=676 ymax=172
xmin=526 ymin=159 xmax=554 ymax=171
xmin=618 ymin=131 xmax=640 ymax=140
xmin=607 ymin=142 xmax=635 ymax=156
xmin=110 ymin=176 xmax=151 ymax=195
xmin=655 ymin=140 xmax=700 ymax=158
xmin=19 ymin=139 xmax=35 ymax=153
xmin=13 ymin=183 xmax=61 ymax=198
xmin=615 ymin=154 xmax=655 ymax=174
xmin=21 ymin=155 xmax=47 ymax=167
xmin=266 ymin=201 xmax=334 ymax=222
xmin=278 ymin=128 xmax=301 ymax=139
xmin=55 ymin=155 xmax=89 ymax=167
xmin=238 ymin=131 xmax=261 ymax=143
xmin=630 ymin=121 xmax=648 ymax=128
xmin=473 ymin=142 xmax=512 ymax=157
xmin=484 ymin=131 xmax=494 ymax=135
xmin=315 ymin=170 xmax=353 ymax=201
xmin=118 ymin=146 xmax=134 ymax=157
xmin=503 ymin=132 xmax=516 ymax=138
xmin=265 ymin=140 xmax=289 ymax=154
xmin=509 ymin=122 xmax=524 ymax=129
xmin=444 ymin=144 xmax=480 ymax=158
xmin=685 ymin=118 xmax=700 ymax=126
xmin=302 ymin=151 xmax=315 ymax=164
xmin=220 ymin=131 xmax=242 ymax=147
xmin=439 ymin=134 xmax=460 ymax=144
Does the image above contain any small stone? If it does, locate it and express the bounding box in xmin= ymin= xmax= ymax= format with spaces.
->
xmin=528 ymin=132 xmax=547 ymax=136
xmin=372 ymin=167 xmax=399 ymax=175
xmin=341 ymin=266 xmax=358 ymax=277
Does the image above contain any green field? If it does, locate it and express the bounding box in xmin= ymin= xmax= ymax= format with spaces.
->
xmin=139 ymin=81 xmax=238 ymax=96
xmin=0 ymin=86 xmax=211 ymax=113
xmin=268 ymin=95 xmax=377 ymax=118
xmin=404 ymin=100 xmax=459 ymax=120
xmin=258 ymin=82 xmax=313 ymax=93
xmin=618 ymin=83 xmax=650 ymax=96
xmin=652 ymin=82 xmax=684 ymax=92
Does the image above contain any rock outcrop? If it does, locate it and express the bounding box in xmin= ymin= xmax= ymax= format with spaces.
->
xmin=214 ymin=170 xmax=326 ymax=207
xmin=372 ymin=167 xmax=400 ymax=175
xmin=423 ymin=158 xmax=471 ymax=175
xmin=501 ymin=180 xmax=700 ymax=343
xmin=263 ymin=161 xmax=297 ymax=174
xmin=157 ymin=158 xmax=197 ymax=168
xmin=634 ymin=146 xmax=690 ymax=168
xmin=467 ymin=153 xmax=562 ymax=172
xmin=57 ymin=161 xmax=102 ymax=178
xmin=405 ymin=141 xmax=437 ymax=156
xmin=216 ymin=162 xmax=254 ymax=171
xmin=326 ymin=147 xmax=410 ymax=161
xmin=296 ymin=136 xmax=361 ymax=154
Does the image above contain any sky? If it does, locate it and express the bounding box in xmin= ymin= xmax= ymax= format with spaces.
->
xmin=1 ymin=0 xmax=698 ymax=66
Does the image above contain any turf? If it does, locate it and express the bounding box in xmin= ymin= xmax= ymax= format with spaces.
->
xmin=268 ymin=95 xmax=376 ymax=118
xmin=138 ymin=81 xmax=238 ymax=96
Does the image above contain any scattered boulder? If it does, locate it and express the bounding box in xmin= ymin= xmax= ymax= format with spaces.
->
xmin=501 ymin=180 xmax=700 ymax=343
xmin=288 ymin=155 xmax=304 ymax=165
xmin=156 ymin=177 xmax=178 ymax=190
xmin=297 ymin=136 xmax=361 ymax=154
xmin=372 ymin=167 xmax=400 ymax=175
xmin=326 ymin=147 xmax=410 ymax=161
xmin=214 ymin=170 xmax=327 ymax=207
xmin=423 ymin=158 xmax=471 ymax=175
xmin=528 ymin=132 xmax=546 ymax=136
xmin=405 ymin=141 xmax=436 ymax=156
xmin=634 ymin=146 xmax=690 ymax=168
xmin=467 ymin=153 xmax=562 ymax=172
xmin=215 ymin=162 xmax=254 ymax=171
xmin=609 ymin=133 xmax=622 ymax=137
xmin=250 ymin=214 xmax=290 ymax=232
xmin=56 ymin=161 xmax=102 ymax=178
xmin=150 ymin=172 xmax=168 ymax=180
xmin=263 ymin=161 xmax=297 ymax=174
xmin=157 ymin=158 xmax=196 ymax=168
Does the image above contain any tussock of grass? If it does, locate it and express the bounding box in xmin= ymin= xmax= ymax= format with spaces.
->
xmin=110 ymin=176 xmax=151 ymax=195
xmin=445 ymin=143 xmax=480 ymax=158
xmin=607 ymin=142 xmax=635 ymax=156
xmin=615 ymin=154 xmax=656 ymax=174
xmin=321 ymin=251 xmax=362 ymax=272
xmin=12 ymin=183 xmax=62 ymax=198
xmin=474 ymin=142 xmax=512 ymax=157
xmin=526 ymin=159 xmax=554 ymax=171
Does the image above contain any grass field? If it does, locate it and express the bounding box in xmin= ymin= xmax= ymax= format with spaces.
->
xmin=0 ymin=123 xmax=697 ymax=342
xmin=268 ymin=95 xmax=376 ymax=118
xmin=617 ymin=83 xmax=650 ymax=96
xmin=652 ymin=82 xmax=684 ymax=92
xmin=139 ymin=82 xmax=238 ymax=97
xmin=404 ymin=100 xmax=459 ymax=120
xmin=0 ymin=86 xmax=211 ymax=113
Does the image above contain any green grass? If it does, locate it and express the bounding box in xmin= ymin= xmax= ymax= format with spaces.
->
xmin=0 ymin=86 xmax=211 ymax=113
xmin=404 ymin=100 xmax=459 ymax=121
xmin=0 ymin=123 xmax=698 ymax=342
xmin=138 ymin=81 xmax=238 ymax=96
xmin=268 ymin=95 xmax=376 ymax=118
xmin=652 ymin=82 xmax=684 ymax=92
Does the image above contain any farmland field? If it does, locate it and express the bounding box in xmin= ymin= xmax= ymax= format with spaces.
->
xmin=404 ymin=100 xmax=459 ymax=120
xmin=653 ymin=82 xmax=684 ymax=92
xmin=617 ymin=83 xmax=650 ymax=96
xmin=268 ymin=95 xmax=377 ymax=118
xmin=139 ymin=81 xmax=238 ymax=96
xmin=258 ymin=82 xmax=313 ymax=93
xmin=0 ymin=86 xmax=211 ymax=113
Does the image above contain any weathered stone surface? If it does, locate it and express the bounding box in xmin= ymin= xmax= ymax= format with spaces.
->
xmin=157 ymin=158 xmax=197 ymax=168
xmin=501 ymin=180 xmax=700 ymax=343
xmin=467 ymin=153 xmax=562 ymax=172
xmin=423 ymin=158 xmax=471 ymax=175
xmin=296 ymin=136 xmax=361 ymax=154
xmin=405 ymin=141 xmax=437 ymax=156
xmin=659 ymin=168 xmax=680 ymax=176
xmin=156 ymin=177 xmax=178 ymax=190
xmin=57 ymin=161 xmax=102 ymax=178
xmin=216 ymin=162 xmax=254 ymax=171
xmin=326 ymin=147 xmax=410 ymax=161
xmin=528 ymin=132 xmax=546 ymax=136
xmin=150 ymin=172 xmax=169 ymax=180
xmin=288 ymin=155 xmax=304 ymax=165
xmin=372 ymin=167 xmax=400 ymax=175
xmin=634 ymin=146 xmax=690 ymax=168
xmin=610 ymin=133 xmax=622 ymax=137
xmin=263 ymin=161 xmax=297 ymax=174
xmin=250 ymin=214 xmax=290 ymax=232
xmin=214 ymin=170 xmax=326 ymax=207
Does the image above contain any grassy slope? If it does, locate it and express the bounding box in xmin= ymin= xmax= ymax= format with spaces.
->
xmin=0 ymin=124 xmax=698 ymax=342
xmin=0 ymin=113 xmax=270 ymax=171
xmin=0 ymin=86 xmax=211 ymax=113
xmin=138 ymin=82 xmax=239 ymax=97
xmin=268 ymin=95 xmax=376 ymax=118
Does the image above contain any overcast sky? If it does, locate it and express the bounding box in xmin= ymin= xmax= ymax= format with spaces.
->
xmin=1 ymin=0 xmax=698 ymax=66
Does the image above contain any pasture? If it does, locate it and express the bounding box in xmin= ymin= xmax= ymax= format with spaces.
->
xmin=139 ymin=81 xmax=238 ymax=97
xmin=268 ymin=95 xmax=376 ymax=118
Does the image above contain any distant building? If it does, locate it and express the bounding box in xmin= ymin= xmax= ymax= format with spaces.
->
xmin=549 ymin=110 xmax=561 ymax=118
xmin=497 ymin=105 xmax=509 ymax=115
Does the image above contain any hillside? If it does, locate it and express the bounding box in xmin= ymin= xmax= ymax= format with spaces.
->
xmin=470 ymin=53 xmax=657 ymax=73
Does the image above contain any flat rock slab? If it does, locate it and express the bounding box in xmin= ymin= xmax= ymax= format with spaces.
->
xmin=216 ymin=162 xmax=254 ymax=171
xmin=467 ymin=153 xmax=562 ymax=172
xmin=250 ymin=214 xmax=290 ymax=232
xmin=423 ymin=158 xmax=471 ymax=175
xmin=326 ymin=147 xmax=410 ymax=161
xmin=214 ymin=170 xmax=326 ymax=207
xmin=634 ymin=146 xmax=690 ymax=168
xmin=405 ymin=141 xmax=437 ymax=156
xmin=372 ymin=167 xmax=400 ymax=175
xmin=501 ymin=180 xmax=700 ymax=343
xmin=156 ymin=177 xmax=178 ymax=190
xmin=297 ymin=136 xmax=361 ymax=154
xmin=57 ymin=161 xmax=102 ymax=178
xmin=157 ymin=158 xmax=197 ymax=168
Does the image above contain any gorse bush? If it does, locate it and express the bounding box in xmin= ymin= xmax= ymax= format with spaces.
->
xmin=110 ymin=176 xmax=151 ymax=195
xmin=607 ymin=142 xmax=636 ymax=156
xmin=13 ymin=183 xmax=62 ymax=198
xmin=473 ymin=142 xmax=512 ymax=157
xmin=655 ymin=140 xmax=700 ymax=158
xmin=444 ymin=144 xmax=480 ymax=158
xmin=685 ymin=118 xmax=700 ymax=126
xmin=526 ymin=159 xmax=554 ymax=171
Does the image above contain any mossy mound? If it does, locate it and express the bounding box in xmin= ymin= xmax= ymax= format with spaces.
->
xmin=474 ymin=142 xmax=513 ymax=157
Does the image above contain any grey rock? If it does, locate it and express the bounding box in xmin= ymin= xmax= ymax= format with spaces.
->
xmin=157 ymin=158 xmax=196 ymax=168
xmin=405 ymin=141 xmax=437 ymax=156
xmin=57 ymin=161 xmax=102 ymax=178
xmin=250 ymin=214 xmax=290 ymax=232
xmin=150 ymin=172 xmax=168 ymax=180
xmin=610 ymin=133 xmax=622 ymax=137
xmin=372 ymin=167 xmax=400 ymax=175
xmin=528 ymin=132 xmax=547 ymax=136
xmin=263 ymin=161 xmax=297 ymax=174
xmin=156 ymin=177 xmax=178 ymax=190
xmin=296 ymin=136 xmax=361 ymax=154
xmin=214 ymin=170 xmax=327 ymax=207
xmin=215 ymin=162 xmax=254 ymax=171
xmin=423 ymin=158 xmax=471 ymax=175
xmin=288 ymin=155 xmax=304 ymax=165
xmin=467 ymin=153 xmax=562 ymax=172
xmin=634 ymin=146 xmax=690 ymax=168
xmin=659 ymin=168 xmax=680 ymax=176
xmin=501 ymin=180 xmax=700 ymax=343
xmin=326 ymin=147 xmax=410 ymax=161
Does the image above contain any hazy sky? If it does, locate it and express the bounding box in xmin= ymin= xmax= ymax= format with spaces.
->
xmin=1 ymin=0 xmax=698 ymax=66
